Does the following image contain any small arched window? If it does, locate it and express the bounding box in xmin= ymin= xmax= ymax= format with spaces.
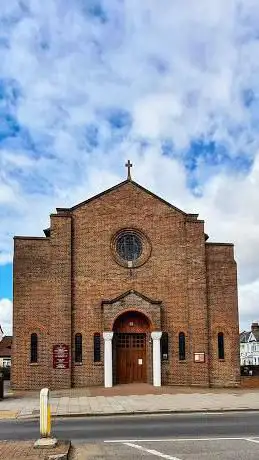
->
xmin=30 ymin=333 xmax=38 ymax=363
xmin=161 ymin=332 xmax=169 ymax=361
xmin=218 ymin=332 xmax=225 ymax=360
xmin=179 ymin=332 xmax=186 ymax=361
xmin=94 ymin=333 xmax=101 ymax=362
xmin=75 ymin=333 xmax=82 ymax=363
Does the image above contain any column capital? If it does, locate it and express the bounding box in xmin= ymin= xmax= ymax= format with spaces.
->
xmin=151 ymin=331 xmax=162 ymax=340
xmin=103 ymin=331 xmax=114 ymax=341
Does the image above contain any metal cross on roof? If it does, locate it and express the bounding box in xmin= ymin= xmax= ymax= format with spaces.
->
xmin=125 ymin=160 xmax=133 ymax=180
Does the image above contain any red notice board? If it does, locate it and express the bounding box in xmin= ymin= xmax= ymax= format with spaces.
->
xmin=53 ymin=344 xmax=69 ymax=369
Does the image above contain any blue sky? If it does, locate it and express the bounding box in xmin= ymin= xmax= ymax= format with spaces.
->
xmin=1 ymin=0 xmax=259 ymax=334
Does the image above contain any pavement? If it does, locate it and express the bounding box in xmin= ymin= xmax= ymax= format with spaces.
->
xmin=0 ymin=440 xmax=71 ymax=460
xmin=2 ymin=381 xmax=259 ymax=421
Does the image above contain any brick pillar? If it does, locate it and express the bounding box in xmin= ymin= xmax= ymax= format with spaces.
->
xmin=185 ymin=219 xmax=210 ymax=386
xmin=49 ymin=212 xmax=72 ymax=389
xmin=206 ymin=244 xmax=240 ymax=387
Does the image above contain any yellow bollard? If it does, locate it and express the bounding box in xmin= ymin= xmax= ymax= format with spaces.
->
xmin=47 ymin=403 xmax=51 ymax=436
xmin=40 ymin=388 xmax=51 ymax=437
xmin=34 ymin=388 xmax=57 ymax=448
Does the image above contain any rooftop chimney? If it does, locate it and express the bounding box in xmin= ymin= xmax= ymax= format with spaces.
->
xmin=251 ymin=322 xmax=259 ymax=332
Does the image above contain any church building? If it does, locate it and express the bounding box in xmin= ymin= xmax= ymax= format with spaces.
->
xmin=12 ymin=162 xmax=240 ymax=390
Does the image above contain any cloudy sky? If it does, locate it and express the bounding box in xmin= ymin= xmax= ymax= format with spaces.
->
xmin=1 ymin=0 xmax=259 ymax=335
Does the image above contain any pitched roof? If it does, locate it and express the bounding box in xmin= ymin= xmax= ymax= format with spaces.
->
xmin=0 ymin=336 xmax=12 ymax=357
xmin=240 ymin=330 xmax=259 ymax=343
xmin=251 ymin=330 xmax=259 ymax=341
xmin=240 ymin=331 xmax=250 ymax=343
xmin=56 ymin=179 xmax=190 ymax=216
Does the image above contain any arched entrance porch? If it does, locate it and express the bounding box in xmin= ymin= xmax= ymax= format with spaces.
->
xmin=113 ymin=311 xmax=151 ymax=384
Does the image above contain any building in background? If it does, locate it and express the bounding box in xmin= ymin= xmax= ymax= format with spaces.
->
xmin=0 ymin=333 xmax=12 ymax=369
xmin=12 ymin=164 xmax=240 ymax=390
xmin=240 ymin=323 xmax=259 ymax=366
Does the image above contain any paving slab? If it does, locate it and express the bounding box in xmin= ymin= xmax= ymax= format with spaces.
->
xmin=0 ymin=440 xmax=71 ymax=460
xmin=3 ymin=384 xmax=259 ymax=420
xmin=0 ymin=410 xmax=18 ymax=419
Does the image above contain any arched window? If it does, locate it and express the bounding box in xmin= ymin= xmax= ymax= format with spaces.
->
xmin=218 ymin=332 xmax=225 ymax=360
xmin=75 ymin=333 xmax=82 ymax=363
xmin=161 ymin=332 xmax=169 ymax=361
xmin=30 ymin=333 xmax=38 ymax=363
xmin=94 ymin=333 xmax=101 ymax=362
xmin=179 ymin=332 xmax=186 ymax=361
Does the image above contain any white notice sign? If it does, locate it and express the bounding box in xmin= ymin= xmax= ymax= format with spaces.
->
xmin=138 ymin=359 xmax=143 ymax=365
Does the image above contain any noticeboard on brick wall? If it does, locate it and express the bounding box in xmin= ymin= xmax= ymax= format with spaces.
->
xmin=194 ymin=352 xmax=205 ymax=363
xmin=53 ymin=344 xmax=69 ymax=369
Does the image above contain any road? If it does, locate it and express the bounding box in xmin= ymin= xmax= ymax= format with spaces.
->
xmin=2 ymin=412 xmax=259 ymax=459
xmin=1 ymin=411 xmax=259 ymax=442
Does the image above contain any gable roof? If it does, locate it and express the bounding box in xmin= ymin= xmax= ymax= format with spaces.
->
xmin=0 ymin=336 xmax=12 ymax=357
xmin=240 ymin=331 xmax=249 ymax=343
xmin=101 ymin=289 xmax=162 ymax=305
xmin=249 ymin=332 xmax=256 ymax=342
xmin=250 ymin=330 xmax=259 ymax=342
xmin=240 ymin=330 xmax=259 ymax=343
xmin=56 ymin=179 xmax=191 ymax=216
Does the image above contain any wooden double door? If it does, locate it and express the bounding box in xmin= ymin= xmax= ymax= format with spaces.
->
xmin=115 ymin=333 xmax=147 ymax=384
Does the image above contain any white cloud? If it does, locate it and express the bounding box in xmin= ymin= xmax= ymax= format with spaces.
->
xmin=0 ymin=299 xmax=12 ymax=336
xmin=239 ymin=280 xmax=259 ymax=330
xmin=1 ymin=1 xmax=259 ymax=331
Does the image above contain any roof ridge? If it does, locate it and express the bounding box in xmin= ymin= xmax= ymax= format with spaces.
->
xmin=55 ymin=179 xmax=189 ymax=215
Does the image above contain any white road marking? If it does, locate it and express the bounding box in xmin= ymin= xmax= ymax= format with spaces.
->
xmin=245 ymin=438 xmax=259 ymax=444
xmin=105 ymin=436 xmax=259 ymax=443
xmin=124 ymin=442 xmax=183 ymax=459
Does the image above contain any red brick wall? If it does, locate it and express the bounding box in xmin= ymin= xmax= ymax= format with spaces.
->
xmin=186 ymin=220 xmax=209 ymax=386
xmin=12 ymin=181 xmax=240 ymax=389
xmin=71 ymin=183 xmax=211 ymax=387
xmin=206 ymin=244 xmax=240 ymax=387
xmin=49 ymin=213 xmax=72 ymax=389
xmin=12 ymin=238 xmax=51 ymax=390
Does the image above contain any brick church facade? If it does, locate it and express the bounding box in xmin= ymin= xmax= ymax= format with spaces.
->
xmin=12 ymin=166 xmax=240 ymax=390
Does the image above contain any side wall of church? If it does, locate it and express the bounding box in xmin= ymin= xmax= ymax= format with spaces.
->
xmin=49 ymin=213 xmax=72 ymax=389
xmin=206 ymin=243 xmax=240 ymax=387
xmin=12 ymin=238 xmax=51 ymax=390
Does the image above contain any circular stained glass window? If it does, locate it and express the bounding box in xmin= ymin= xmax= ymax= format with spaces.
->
xmin=116 ymin=232 xmax=142 ymax=261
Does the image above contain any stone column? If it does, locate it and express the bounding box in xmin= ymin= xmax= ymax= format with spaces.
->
xmin=103 ymin=332 xmax=114 ymax=388
xmin=151 ymin=331 xmax=162 ymax=387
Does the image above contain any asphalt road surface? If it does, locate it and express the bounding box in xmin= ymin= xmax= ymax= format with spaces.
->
xmin=1 ymin=411 xmax=259 ymax=442
xmin=70 ymin=438 xmax=259 ymax=459
xmin=2 ymin=412 xmax=259 ymax=459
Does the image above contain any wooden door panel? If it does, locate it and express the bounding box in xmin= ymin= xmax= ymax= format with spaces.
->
xmin=116 ymin=333 xmax=146 ymax=384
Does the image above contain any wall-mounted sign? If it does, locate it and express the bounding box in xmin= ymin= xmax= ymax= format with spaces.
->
xmin=194 ymin=352 xmax=205 ymax=363
xmin=53 ymin=344 xmax=69 ymax=369
xmin=138 ymin=358 xmax=143 ymax=365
